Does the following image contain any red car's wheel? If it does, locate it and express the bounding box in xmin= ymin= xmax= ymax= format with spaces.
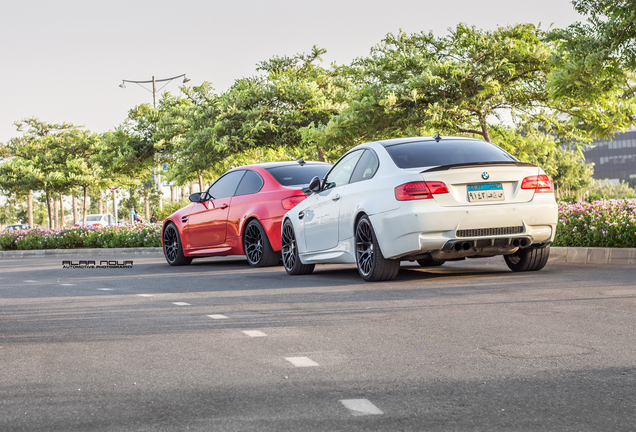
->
xmin=243 ymin=219 xmax=279 ymax=267
xmin=163 ymin=223 xmax=192 ymax=266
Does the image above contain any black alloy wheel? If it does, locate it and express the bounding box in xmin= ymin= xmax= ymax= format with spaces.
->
xmin=163 ymin=223 xmax=192 ymax=266
xmin=355 ymin=215 xmax=400 ymax=282
xmin=504 ymin=245 xmax=550 ymax=272
xmin=281 ymin=219 xmax=314 ymax=275
xmin=243 ymin=219 xmax=279 ymax=267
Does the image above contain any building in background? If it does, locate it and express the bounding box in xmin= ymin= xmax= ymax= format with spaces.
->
xmin=582 ymin=127 xmax=636 ymax=186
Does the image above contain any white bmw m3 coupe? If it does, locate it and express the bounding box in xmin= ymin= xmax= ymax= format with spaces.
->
xmin=281 ymin=136 xmax=558 ymax=281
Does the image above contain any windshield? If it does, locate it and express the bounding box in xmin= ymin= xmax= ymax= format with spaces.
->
xmin=86 ymin=215 xmax=103 ymax=222
xmin=385 ymin=140 xmax=518 ymax=169
xmin=266 ymin=164 xmax=332 ymax=187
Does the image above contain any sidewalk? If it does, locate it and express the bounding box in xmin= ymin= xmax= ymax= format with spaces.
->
xmin=0 ymin=246 xmax=634 ymax=265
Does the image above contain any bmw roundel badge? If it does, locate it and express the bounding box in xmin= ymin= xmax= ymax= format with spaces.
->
xmin=481 ymin=172 xmax=489 ymax=180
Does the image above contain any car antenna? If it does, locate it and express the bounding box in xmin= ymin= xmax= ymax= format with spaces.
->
xmin=297 ymin=158 xmax=306 ymax=166
xmin=433 ymin=133 xmax=441 ymax=142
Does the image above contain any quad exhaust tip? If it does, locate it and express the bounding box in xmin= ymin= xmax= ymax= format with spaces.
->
xmin=453 ymin=242 xmax=472 ymax=251
xmin=446 ymin=237 xmax=531 ymax=252
xmin=512 ymin=238 xmax=531 ymax=248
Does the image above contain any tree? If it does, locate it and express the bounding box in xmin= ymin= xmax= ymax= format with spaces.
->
xmin=154 ymin=83 xmax=221 ymax=192
xmin=303 ymin=24 xmax=554 ymax=153
xmin=0 ymin=119 xmax=77 ymax=228
xmin=210 ymin=46 xmax=350 ymax=164
xmin=545 ymin=0 xmax=636 ymax=141
xmin=100 ymin=104 xmax=169 ymax=220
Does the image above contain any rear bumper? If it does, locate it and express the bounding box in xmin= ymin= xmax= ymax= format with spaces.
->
xmin=369 ymin=197 xmax=558 ymax=260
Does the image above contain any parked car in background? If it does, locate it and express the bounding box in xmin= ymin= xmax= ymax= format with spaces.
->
xmin=3 ymin=223 xmax=31 ymax=231
xmin=74 ymin=214 xmax=116 ymax=227
xmin=281 ymin=136 xmax=559 ymax=281
xmin=162 ymin=160 xmax=332 ymax=267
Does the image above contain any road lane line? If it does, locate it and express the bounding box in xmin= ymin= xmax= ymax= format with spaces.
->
xmin=24 ymin=280 xmax=37 ymax=282
xmin=59 ymin=284 xmax=75 ymax=286
xmin=340 ymin=399 xmax=384 ymax=416
xmin=172 ymin=302 xmax=191 ymax=306
xmin=97 ymin=288 xmax=114 ymax=291
xmin=243 ymin=330 xmax=267 ymax=337
xmin=137 ymin=294 xmax=154 ymax=297
xmin=285 ymin=357 xmax=318 ymax=367
xmin=207 ymin=314 xmax=228 ymax=319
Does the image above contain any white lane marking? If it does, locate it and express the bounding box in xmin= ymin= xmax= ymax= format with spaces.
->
xmin=137 ymin=294 xmax=154 ymax=297
xmin=60 ymin=284 xmax=75 ymax=286
xmin=98 ymin=288 xmax=114 ymax=291
xmin=172 ymin=302 xmax=190 ymax=306
xmin=243 ymin=330 xmax=267 ymax=337
xmin=285 ymin=357 xmax=319 ymax=367
xmin=24 ymin=280 xmax=37 ymax=282
xmin=207 ymin=314 xmax=228 ymax=320
xmin=340 ymin=399 xmax=384 ymax=416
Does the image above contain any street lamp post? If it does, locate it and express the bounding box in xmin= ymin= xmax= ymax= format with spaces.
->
xmin=119 ymin=73 xmax=190 ymax=212
xmin=119 ymin=73 xmax=190 ymax=108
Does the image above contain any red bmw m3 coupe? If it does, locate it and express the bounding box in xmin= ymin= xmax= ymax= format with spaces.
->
xmin=162 ymin=160 xmax=331 ymax=267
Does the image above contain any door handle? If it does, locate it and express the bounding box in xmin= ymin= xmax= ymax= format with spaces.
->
xmin=332 ymin=194 xmax=341 ymax=202
xmin=298 ymin=211 xmax=304 ymax=220
xmin=219 ymin=203 xmax=229 ymax=209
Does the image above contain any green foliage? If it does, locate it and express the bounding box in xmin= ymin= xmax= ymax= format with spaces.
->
xmin=554 ymin=200 xmax=636 ymax=247
xmin=0 ymin=224 xmax=162 ymax=251
xmin=493 ymin=128 xmax=594 ymax=193
xmin=586 ymin=179 xmax=636 ymax=200
xmin=303 ymin=24 xmax=554 ymax=153
xmin=545 ymin=0 xmax=636 ymax=141
xmin=155 ymin=200 xmax=189 ymax=221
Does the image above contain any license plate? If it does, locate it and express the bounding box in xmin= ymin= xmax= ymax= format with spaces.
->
xmin=467 ymin=183 xmax=504 ymax=202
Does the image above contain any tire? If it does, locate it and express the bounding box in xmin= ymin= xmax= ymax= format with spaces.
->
xmin=281 ymin=219 xmax=314 ymax=275
xmin=355 ymin=215 xmax=400 ymax=282
xmin=504 ymin=245 xmax=550 ymax=272
xmin=243 ymin=219 xmax=280 ymax=267
xmin=416 ymin=257 xmax=445 ymax=267
xmin=163 ymin=222 xmax=192 ymax=266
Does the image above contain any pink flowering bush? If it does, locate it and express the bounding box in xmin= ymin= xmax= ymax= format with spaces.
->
xmin=0 ymin=223 xmax=162 ymax=251
xmin=555 ymin=199 xmax=636 ymax=248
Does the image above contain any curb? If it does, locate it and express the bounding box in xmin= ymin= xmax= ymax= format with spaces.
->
xmin=1 ymin=246 xmax=634 ymax=265
xmin=547 ymin=247 xmax=635 ymax=266
xmin=0 ymin=247 xmax=163 ymax=259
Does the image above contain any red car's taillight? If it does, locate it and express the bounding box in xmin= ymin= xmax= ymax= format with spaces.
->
xmin=521 ymin=175 xmax=554 ymax=193
xmin=394 ymin=181 xmax=449 ymax=201
xmin=282 ymin=195 xmax=307 ymax=210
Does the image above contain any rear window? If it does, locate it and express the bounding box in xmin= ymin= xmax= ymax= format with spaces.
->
xmin=266 ymin=164 xmax=332 ymax=187
xmin=385 ymin=140 xmax=518 ymax=169
xmin=86 ymin=215 xmax=103 ymax=222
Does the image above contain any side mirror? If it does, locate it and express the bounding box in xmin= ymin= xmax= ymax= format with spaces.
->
xmin=189 ymin=192 xmax=202 ymax=203
xmin=308 ymin=176 xmax=322 ymax=194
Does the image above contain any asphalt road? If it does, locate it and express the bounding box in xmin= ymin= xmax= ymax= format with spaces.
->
xmin=1 ymin=253 xmax=635 ymax=431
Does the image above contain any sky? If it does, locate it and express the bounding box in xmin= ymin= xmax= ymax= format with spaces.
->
xmin=0 ymin=0 xmax=584 ymax=145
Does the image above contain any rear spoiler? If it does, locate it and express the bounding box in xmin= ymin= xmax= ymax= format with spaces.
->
xmin=421 ymin=161 xmax=536 ymax=173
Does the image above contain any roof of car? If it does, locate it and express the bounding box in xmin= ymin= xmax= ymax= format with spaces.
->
xmin=239 ymin=161 xmax=332 ymax=170
xmin=375 ymin=136 xmax=487 ymax=147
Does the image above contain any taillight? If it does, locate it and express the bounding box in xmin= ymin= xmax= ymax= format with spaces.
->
xmin=521 ymin=175 xmax=554 ymax=193
xmin=282 ymin=195 xmax=306 ymax=210
xmin=395 ymin=181 xmax=449 ymax=201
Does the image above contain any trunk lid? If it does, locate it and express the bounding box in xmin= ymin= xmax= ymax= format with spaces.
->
xmin=420 ymin=163 xmax=540 ymax=207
